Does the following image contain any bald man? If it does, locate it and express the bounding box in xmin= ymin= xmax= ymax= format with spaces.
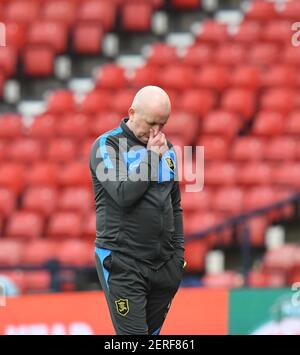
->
xmin=90 ymin=86 xmax=184 ymax=335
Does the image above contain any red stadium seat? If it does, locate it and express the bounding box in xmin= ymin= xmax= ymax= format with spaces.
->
xmin=0 ymin=188 xmax=16 ymax=217
xmin=0 ymin=140 xmax=7 ymax=161
xmin=47 ymin=138 xmax=77 ymax=163
xmin=233 ymin=21 xmax=262 ymax=44
xmin=285 ymin=111 xmax=300 ymax=135
xmin=56 ymin=240 xmax=93 ymax=266
xmin=245 ymin=1 xmax=277 ymax=21
xmin=279 ymin=1 xmax=300 ymax=20
xmin=82 ymin=212 xmax=96 ymax=240
xmin=159 ymin=65 xmax=194 ymax=90
xmin=252 ymin=111 xmax=284 ymax=136
xmin=273 ymin=163 xmax=300 ymax=189
xmin=185 ymin=212 xmax=222 ymax=235
xmin=204 ymin=163 xmax=237 ymax=186
xmin=214 ymin=44 xmax=246 ymax=66
xmin=246 ymin=217 xmax=268 ymax=247
xmin=202 ymin=110 xmax=240 ymax=139
xmin=195 ymin=65 xmax=229 ymax=91
xmin=249 ymin=44 xmax=279 ymax=66
xmin=22 ymin=240 xmax=58 ymax=266
xmin=202 ymin=271 xmax=243 ymax=288
xmin=237 ymin=162 xmax=272 ymax=186
xmin=264 ymin=137 xmax=297 ymax=161
xmin=282 ymin=45 xmax=300 ymax=65
xmin=163 ymin=111 xmax=199 ymax=146
xmin=122 ymin=2 xmax=152 ymax=31
xmin=0 ymin=114 xmax=23 ymax=138
xmin=184 ymin=240 xmax=207 ymax=272
xmin=24 ymin=272 xmax=51 ymax=292
xmin=78 ymin=0 xmax=116 ymax=31
xmin=56 ymin=113 xmax=89 ymax=139
xmin=230 ymin=65 xmax=261 ymax=90
xmin=146 ymin=43 xmax=178 ymax=66
xmin=26 ymin=163 xmax=59 ymax=187
xmin=213 ymin=188 xmax=244 ymax=214
xmin=261 ymin=66 xmax=297 ymax=88
xmin=6 ymin=22 xmax=27 ymax=51
xmin=231 ymin=137 xmax=265 ymax=161
xmin=28 ymin=113 xmax=57 ymax=139
xmin=263 ymin=244 xmax=299 ymax=273
xmin=197 ymin=136 xmax=229 ymax=161
xmin=22 ymin=186 xmax=58 ymax=216
xmin=43 ymin=0 xmax=77 ymax=27
xmin=244 ymin=187 xmax=276 ymax=211
xmin=58 ymin=162 xmax=91 ymax=187
xmin=0 ymin=240 xmax=22 ymax=266
xmin=131 ymin=65 xmax=159 ymax=88
xmin=80 ymin=89 xmax=111 ymax=114
xmin=95 ymin=64 xmax=128 ymax=90
xmin=27 ymin=21 xmax=68 ymax=53
xmin=46 ymin=90 xmax=76 ymax=114
xmin=248 ymin=270 xmax=269 ymax=288
xmin=47 ymin=212 xmax=83 ymax=239
xmin=179 ymin=89 xmax=216 ymax=116
xmin=6 ymin=212 xmax=44 ymax=240
xmin=5 ymin=0 xmax=40 ymax=24
xmin=110 ymin=89 xmax=135 ymax=116
xmin=58 ymin=187 xmax=92 ymax=213
xmin=73 ymin=23 xmax=103 ymax=54
xmin=182 ymin=44 xmax=213 ymax=66
xmin=260 ymin=89 xmax=297 ymax=114
xmin=23 ymin=46 xmax=55 ymax=77
xmin=80 ymin=138 xmax=95 ymax=161
xmin=181 ymin=189 xmax=212 ymax=213
xmin=0 ymin=163 xmax=25 ymax=193
xmin=0 ymin=47 xmax=17 ymax=77
xmin=263 ymin=20 xmax=293 ymax=44
xmin=88 ymin=113 xmax=121 ymax=137
xmin=196 ymin=21 xmax=229 ymax=44
xmin=8 ymin=138 xmax=43 ymax=163
xmin=221 ymin=89 xmax=256 ymax=119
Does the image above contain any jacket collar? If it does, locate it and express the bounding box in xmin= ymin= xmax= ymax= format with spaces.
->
xmin=120 ymin=117 xmax=147 ymax=147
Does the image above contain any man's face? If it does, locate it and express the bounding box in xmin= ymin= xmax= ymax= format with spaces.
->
xmin=129 ymin=109 xmax=169 ymax=144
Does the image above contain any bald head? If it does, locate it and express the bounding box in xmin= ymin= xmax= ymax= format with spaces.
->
xmin=132 ymin=86 xmax=171 ymax=117
xmin=127 ymin=86 xmax=171 ymax=144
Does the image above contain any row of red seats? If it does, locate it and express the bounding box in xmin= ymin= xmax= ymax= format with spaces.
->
xmin=0 ymin=211 xmax=95 ymax=240
xmin=0 ymin=238 xmax=94 ymax=267
xmin=97 ymin=63 xmax=300 ymax=90
xmin=0 ymin=0 xmax=168 ymax=91
xmin=0 ymin=185 xmax=293 ymax=219
xmin=246 ymin=1 xmax=300 ymax=22
xmin=0 ymin=159 xmax=299 ymax=193
xmin=0 ymin=186 xmax=93 ymax=217
xmin=0 ymin=187 xmax=294 ymax=241
xmin=195 ymin=19 xmax=298 ymax=45
xmin=2 ymin=40 xmax=300 ymax=85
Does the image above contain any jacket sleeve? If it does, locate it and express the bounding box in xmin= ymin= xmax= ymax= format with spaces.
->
xmin=171 ymin=180 xmax=185 ymax=257
xmin=90 ymin=137 xmax=160 ymax=208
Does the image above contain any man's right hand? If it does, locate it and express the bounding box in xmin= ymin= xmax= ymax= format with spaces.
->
xmin=147 ymin=129 xmax=168 ymax=156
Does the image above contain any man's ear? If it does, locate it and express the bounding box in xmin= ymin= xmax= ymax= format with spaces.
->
xmin=128 ymin=107 xmax=135 ymax=120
